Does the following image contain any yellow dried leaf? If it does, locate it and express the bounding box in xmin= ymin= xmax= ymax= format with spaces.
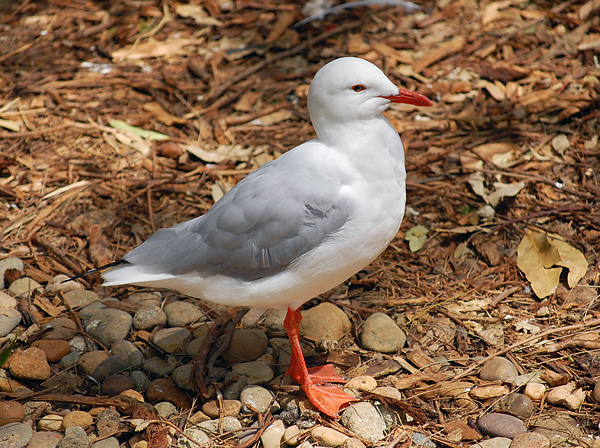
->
xmin=547 ymin=235 xmax=588 ymax=288
xmin=517 ymin=230 xmax=561 ymax=298
xmin=405 ymin=225 xmax=429 ymax=252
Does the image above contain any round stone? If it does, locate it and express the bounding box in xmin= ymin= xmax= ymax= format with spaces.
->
xmin=146 ymin=378 xmax=192 ymax=409
xmin=45 ymin=274 xmax=82 ymax=294
xmin=0 ymin=309 xmax=22 ymax=337
xmin=85 ymin=309 xmax=132 ymax=348
xmin=232 ymin=361 xmax=274 ymax=384
xmin=8 ymin=347 xmax=51 ymax=381
xmin=27 ymin=431 xmax=62 ymax=448
xmin=524 ymin=383 xmax=546 ymax=401
xmin=38 ymin=415 xmax=63 ymax=431
xmin=511 ymin=432 xmax=550 ymax=448
xmin=341 ymin=402 xmax=387 ymax=442
xmin=479 ymin=357 xmax=518 ymax=381
xmin=152 ymin=327 xmax=192 ymax=354
xmin=163 ymin=301 xmax=204 ymax=327
xmin=60 ymin=425 xmax=89 ymax=447
xmin=133 ymin=305 xmax=167 ymax=330
xmin=0 ymin=291 xmax=17 ymax=310
xmin=142 ymin=357 xmax=178 ymax=377
xmin=125 ymin=291 xmax=162 ymax=307
xmin=63 ymin=289 xmax=101 ymax=309
xmin=240 ymin=385 xmax=280 ymax=414
xmin=499 ymin=393 xmax=535 ymax=418
xmin=155 ymin=402 xmax=177 ymax=419
xmin=593 ymin=379 xmax=600 ymax=403
xmin=201 ymin=399 xmax=242 ymax=418
xmin=0 ymin=401 xmax=24 ymax=426
xmin=42 ymin=317 xmax=78 ymax=340
xmin=96 ymin=408 xmax=121 ymax=437
xmin=91 ymin=436 xmax=120 ymax=448
xmin=360 ymin=313 xmax=406 ymax=353
xmin=261 ymin=419 xmax=285 ymax=448
xmin=345 ymin=375 xmax=377 ymax=392
xmin=91 ymin=355 xmax=130 ymax=382
xmin=0 ymin=422 xmax=33 ymax=447
xmin=477 ymin=413 xmax=527 ymax=438
xmin=312 ymin=426 xmax=349 ymax=446
xmin=62 ymin=410 xmax=93 ymax=430
xmin=31 ymin=339 xmax=71 ymax=363
xmin=172 ymin=364 xmax=194 ymax=391
xmin=110 ymin=340 xmax=144 ymax=367
xmin=222 ymin=328 xmax=268 ymax=363
xmin=300 ymin=303 xmax=352 ymax=344
xmin=101 ymin=374 xmax=136 ymax=397
xmin=7 ymin=277 xmax=43 ymax=299
xmin=79 ymin=351 xmax=110 ymax=375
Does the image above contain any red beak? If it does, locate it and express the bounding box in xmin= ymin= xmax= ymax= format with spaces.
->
xmin=380 ymin=87 xmax=432 ymax=107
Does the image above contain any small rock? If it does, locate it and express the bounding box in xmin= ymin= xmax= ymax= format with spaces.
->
xmin=283 ymin=424 xmax=301 ymax=446
xmin=196 ymin=416 xmax=241 ymax=434
xmin=371 ymin=386 xmax=403 ymax=401
xmin=78 ymin=302 xmax=107 ymax=320
xmin=153 ymin=327 xmax=192 ymax=354
xmin=178 ymin=428 xmax=211 ymax=447
xmin=0 ymin=309 xmax=21 ymax=337
xmin=57 ymin=425 xmax=90 ymax=448
xmin=223 ymin=371 xmax=248 ymax=400
xmin=38 ymin=415 xmax=64 ymax=431
xmin=171 ymin=364 xmax=193 ymax=391
xmin=63 ymin=289 xmax=100 ymax=309
xmin=155 ymin=402 xmax=177 ymax=419
xmin=133 ymin=305 xmax=167 ymax=330
xmin=468 ymin=437 xmax=511 ymax=448
xmin=340 ymin=402 xmax=386 ymax=442
xmin=85 ymin=309 xmax=132 ymax=348
xmin=79 ymin=351 xmax=110 ymax=375
xmin=261 ymin=420 xmax=285 ymax=448
xmin=0 ymin=292 xmax=17 ymax=310
xmin=188 ymin=410 xmax=211 ymax=425
xmin=43 ymin=317 xmax=78 ymax=340
xmin=342 ymin=438 xmax=367 ymax=448
xmin=469 ymin=384 xmax=510 ymax=400
xmin=31 ymin=339 xmax=71 ymax=363
xmin=110 ymin=340 xmax=144 ymax=367
xmin=201 ymin=400 xmax=242 ymax=418
xmin=59 ymin=351 xmax=80 ymax=370
xmin=231 ymin=361 xmax=274 ymax=384
xmin=344 ymin=375 xmax=377 ymax=392
xmin=524 ymin=383 xmax=546 ymax=401
xmin=498 ymin=393 xmax=535 ymax=418
xmin=0 ymin=401 xmax=24 ymax=426
xmin=0 ymin=258 xmax=24 ymax=288
xmin=263 ymin=308 xmax=287 ymax=332
xmin=222 ymin=329 xmax=268 ymax=363
xmin=412 ymin=433 xmax=436 ymax=448
xmin=8 ymin=347 xmax=51 ymax=381
xmin=301 ymin=303 xmax=352 ymax=345
xmin=96 ymin=408 xmax=121 ymax=437
xmin=511 ymin=432 xmax=550 ymax=448
xmin=7 ymin=277 xmax=43 ymax=299
xmin=163 ymin=301 xmax=204 ymax=327
xmin=546 ymin=382 xmax=586 ymax=410
xmin=146 ymin=378 xmax=192 ymax=409
xmin=62 ymin=411 xmax=93 ymax=430
xmin=125 ymin=291 xmax=162 ymax=307
xmin=92 ymin=355 xmax=129 ymax=382
xmin=130 ymin=370 xmax=150 ymax=391
xmin=27 ymin=431 xmax=62 ymax=448
xmin=240 ymin=385 xmax=280 ymax=414
xmin=91 ymin=437 xmax=119 ymax=448
xmin=479 ymin=357 xmax=518 ymax=382
xmin=101 ymin=374 xmax=136 ymax=397
xmin=360 ymin=313 xmax=406 ymax=353
xmin=45 ymin=275 xmax=82 ymax=294
xmin=0 ymin=422 xmax=33 ymax=448
xmin=143 ymin=357 xmax=178 ymax=377
xmin=477 ymin=413 xmax=527 ymax=438
xmin=311 ymin=425 xmax=349 ymax=446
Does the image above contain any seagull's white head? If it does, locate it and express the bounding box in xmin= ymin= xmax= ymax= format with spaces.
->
xmin=307 ymin=57 xmax=431 ymax=140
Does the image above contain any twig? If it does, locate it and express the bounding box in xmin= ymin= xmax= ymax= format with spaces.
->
xmin=487 ymin=205 xmax=590 ymax=235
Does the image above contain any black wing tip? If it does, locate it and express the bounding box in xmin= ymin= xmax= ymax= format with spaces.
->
xmin=62 ymin=260 xmax=127 ymax=284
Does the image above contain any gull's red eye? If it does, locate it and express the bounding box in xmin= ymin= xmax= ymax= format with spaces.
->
xmin=351 ymin=84 xmax=366 ymax=92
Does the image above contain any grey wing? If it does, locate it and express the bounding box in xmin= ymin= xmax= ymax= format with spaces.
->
xmin=123 ymin=162 xmax=349 ymax=281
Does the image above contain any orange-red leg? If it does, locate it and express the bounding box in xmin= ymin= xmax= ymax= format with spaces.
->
xmin=284 ymin=307 xmax=358 ymax=418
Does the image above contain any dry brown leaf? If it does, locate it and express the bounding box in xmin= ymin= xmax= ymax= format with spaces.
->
xmin=517 ymin=230 xmax=587 ymax=298
xmin=111 ymin=38 xmax=194 ymax=61
xmin=413 ymin=36 xmax=466 ymax=72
